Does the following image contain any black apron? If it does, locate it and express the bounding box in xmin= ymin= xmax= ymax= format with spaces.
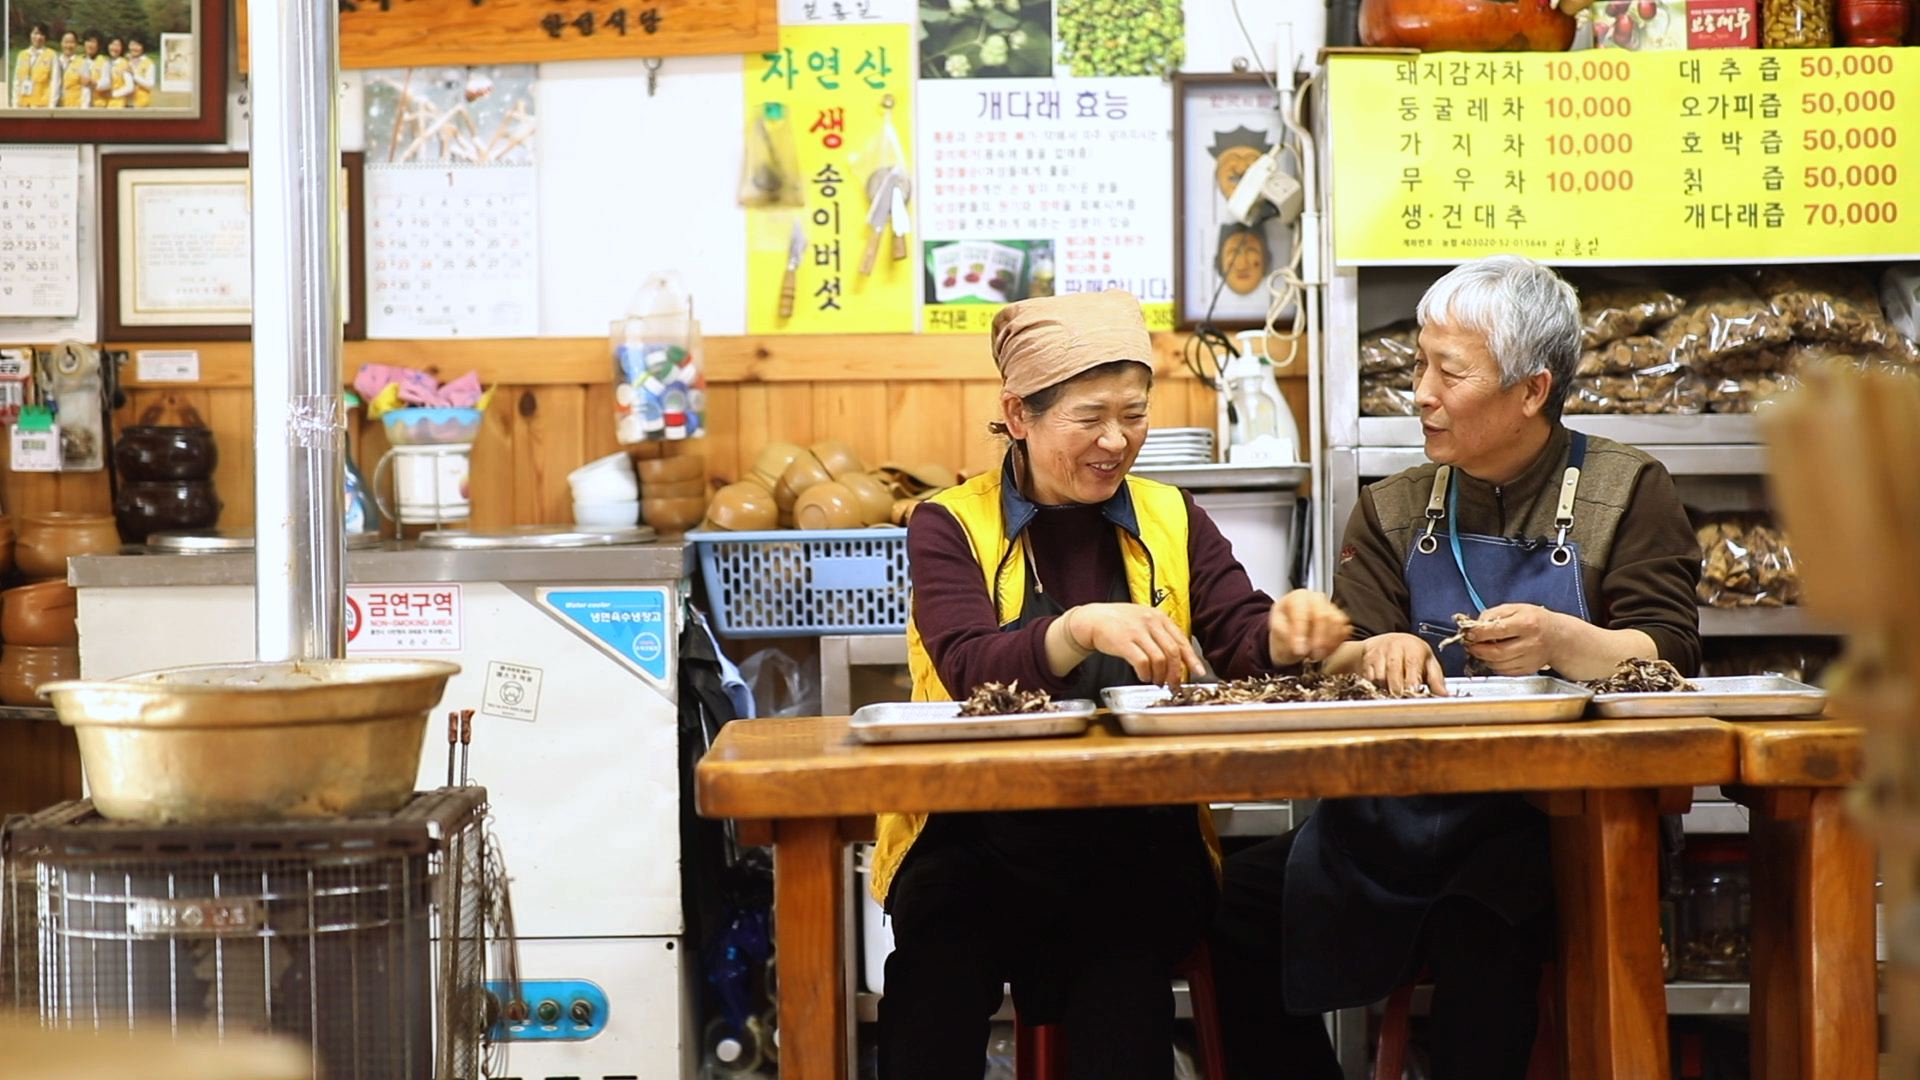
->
xmin=1281 ymin=434 xmax=1591 ymax=1013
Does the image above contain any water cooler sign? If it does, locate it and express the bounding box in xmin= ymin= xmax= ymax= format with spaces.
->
xmin=542 ymin=587 xmax=673 ymax=683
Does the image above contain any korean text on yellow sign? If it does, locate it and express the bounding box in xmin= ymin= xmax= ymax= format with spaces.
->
xmin=1328 ymin=50 xmax=1920 ymax=265
xmin=746 ymin=24 xmax=914 ymax=334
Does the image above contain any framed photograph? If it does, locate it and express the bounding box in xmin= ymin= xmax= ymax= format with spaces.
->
xmin=101 ymin=152 xmax=367 ymax=342
xmin=1173 ymin=73 xmax=1296 ymax=331
xmin=3 ymin=0 xmax=225 ymax=142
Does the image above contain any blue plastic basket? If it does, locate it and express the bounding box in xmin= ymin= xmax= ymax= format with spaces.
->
xmin=691 ymin=527 xmax=911 ymax=638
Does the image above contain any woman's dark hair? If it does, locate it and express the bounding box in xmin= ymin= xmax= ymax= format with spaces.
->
xmin=988 ymin=359 xmax=1153 ymax=437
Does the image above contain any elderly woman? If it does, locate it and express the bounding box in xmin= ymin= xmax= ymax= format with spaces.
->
xmin=875 ymin=289 xmax=1349 ymax=1080
xmin=1212 ymin=255 xmax=1702 ymax=1079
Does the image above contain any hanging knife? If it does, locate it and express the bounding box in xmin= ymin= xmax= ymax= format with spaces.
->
xmin=859 ymin=169 xmax=897 ymax=276
xmin=779 ymin=219 xmax=805 ymax=320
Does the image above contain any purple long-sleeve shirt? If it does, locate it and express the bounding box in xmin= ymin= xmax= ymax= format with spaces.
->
xmin=907 ymin=488 xmax=1282 ymax=697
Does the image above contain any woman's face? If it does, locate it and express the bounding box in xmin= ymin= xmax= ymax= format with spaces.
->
xmin=60 ymin=33 xmax=76 ymax=53
xmin=1412 ymin=319 xmax=1549 ymax=476
xmin=1004 ymin=363 xmax=1150 ymax=506
xmin=109 ymin=40 xmax=122 ymax=56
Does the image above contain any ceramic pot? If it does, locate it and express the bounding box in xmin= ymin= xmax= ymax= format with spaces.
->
xmin=1359 ymin=0 xmax=1577 ymax=49
xmin=114 ymin=481 xmax=223 ymax=544
xmin=17 ymin=513 xmax=120 ymax=580
xmin=0 ymin=644 xmax=79 ymax=706
xmin=113 ymin=426 xmax=218 ymax=482
xmin=1 ymin=580 xmax=78 ymax=646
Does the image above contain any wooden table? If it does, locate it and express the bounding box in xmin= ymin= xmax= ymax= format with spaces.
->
xmin=696 ymin=714 xmax=1739 ymax=1080
xmin=1723 ymin=719 xmax=1873 ymax=1080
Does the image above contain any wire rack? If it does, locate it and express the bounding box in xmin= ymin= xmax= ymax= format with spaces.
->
xmin=1 ymin=787 xmax=495 ymax=1080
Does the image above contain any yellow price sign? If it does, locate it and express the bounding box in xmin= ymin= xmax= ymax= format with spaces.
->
xmin=1327 ymin=49 xmax=1920 ymax=265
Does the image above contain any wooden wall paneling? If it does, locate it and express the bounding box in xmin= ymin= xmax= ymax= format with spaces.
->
xmin=733 ymin=384 xmax=773 ymax=473
xmin=885 ymin=383 xmax=964 ymax=473
xmin=0 ymin=720 xmax=81 ymax=815
xmin=957 ymin=380 xmax=1005 ymax=478
xmin=205 ymin=388 xmax=256 ymax=529
xmin=810 ymin=383 xmax=890 ymax=472
xmin=354 ymin=409 xmax=397 ymax=535
xmin=764 ymin=385 xmax=816 ymax=449
xmin=464 ymin=390 xmax=516 ymax=532
xmin=509 ymin=386 xmax=586 ymax=526
xmin=700 ymin=385 xmax=742 ymax=486
xmin=582 ymin=383 xmax=621 ymax=466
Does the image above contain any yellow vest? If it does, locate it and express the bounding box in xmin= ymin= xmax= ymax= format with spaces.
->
xmin=130 ymin=56 xmax=153 ymax=107
xmin=89 ymin=56 xmax=111 ymax=106
xmin=870 ymin=466 xmax=1199 ymax=904
xmin=107 ymin=57 xmax=129 ymax=108
xmin=13 ymin=47 xmax=54 ymax=107
xmin=57 ymin=54 xmax=87 ymax=107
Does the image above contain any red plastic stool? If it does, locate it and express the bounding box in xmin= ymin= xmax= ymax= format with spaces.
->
xmin=1374 ymin=963 xmax=1561 ymax=1080
xmin=1013 ymin=939 xmax=1227 ymax=1080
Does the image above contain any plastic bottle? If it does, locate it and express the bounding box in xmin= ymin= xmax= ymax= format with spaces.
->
xmin=1219 ymin=330 xmax=1301 ymax=464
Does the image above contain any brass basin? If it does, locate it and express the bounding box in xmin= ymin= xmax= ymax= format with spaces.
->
xmin=39 ymin=658 xmax=460 ymax=824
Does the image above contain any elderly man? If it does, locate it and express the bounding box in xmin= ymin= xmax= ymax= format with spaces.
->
xmin=1211 ymin=255 xmax=1702 ymax=1079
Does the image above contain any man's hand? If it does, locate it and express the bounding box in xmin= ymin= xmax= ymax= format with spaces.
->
xmin=1357 ymin=633 xmax=1446 ymax=695
xmin=1461 ymin=603 xmax=1571 ymax=676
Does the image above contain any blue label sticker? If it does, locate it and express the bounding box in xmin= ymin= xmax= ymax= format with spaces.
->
xmin=545 ymin=588 xmax=671 ymax=682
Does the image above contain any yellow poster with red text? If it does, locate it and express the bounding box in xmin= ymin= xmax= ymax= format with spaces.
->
xmin=1329 ymin=50 xmax=1920 ymax=265
xmin=746 ymin=24 xmax=916 ymax=333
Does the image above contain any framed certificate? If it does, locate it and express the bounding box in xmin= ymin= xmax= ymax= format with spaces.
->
xmin=100 ymin=151 xmax=366 ymax=341
xmin=1 ymin=0 xmax=225 ymax=143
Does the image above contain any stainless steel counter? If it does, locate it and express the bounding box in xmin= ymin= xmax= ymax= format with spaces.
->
xmin=69 ymin=540 xmax=691 ymax=588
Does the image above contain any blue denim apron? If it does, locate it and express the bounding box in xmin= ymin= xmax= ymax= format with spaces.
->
xmin=1281 ymin=434 xmax=1590 ymax=1013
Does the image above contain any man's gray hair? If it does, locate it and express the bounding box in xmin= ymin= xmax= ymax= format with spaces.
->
xmin=1415 ymin=255 xmax=1581 ymax=420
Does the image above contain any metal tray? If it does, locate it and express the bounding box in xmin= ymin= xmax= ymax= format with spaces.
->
xmin=848 ymin=700 xmax=1097 ymax=744
xmin=1589 ymin=675 xmax=1827 ymax=719
xmin=1103 ymin=677 xmax=1593 ymax=735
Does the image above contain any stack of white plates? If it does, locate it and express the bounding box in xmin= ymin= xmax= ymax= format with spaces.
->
xmin=1136 ymin=427 xmax=1214 ymax=466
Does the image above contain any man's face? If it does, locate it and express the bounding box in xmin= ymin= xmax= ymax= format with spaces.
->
xmin=1412 ymin=320 xmax=1546 ymax=476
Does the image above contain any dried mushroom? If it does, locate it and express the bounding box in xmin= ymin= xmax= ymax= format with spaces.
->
xmin=1360 ymin=321 xmax=1420 ymax=375
xmin=957 ymin=681 xmax=1058 ymax=717
xmin=1696 ymin=517 xmax=1799 ymax=608
xmin=1436 ymin=611 xmax=1495 ymax=650
xmin=1752 ymin=266 xmax=1904 ymax=349
xmin=1577 ymin=334 xmax=1670 ymax=378
xmin=1161 ymin=672 xmax=1428 ymax=706
xmin=1584 ymin=658 xmax=1699 ymax=695
xmin=1577 ymin=284 xmax=1686 ymax=349
xmin=1360 ymin=381 xmax=1418 ymax=416
xmin=1565 ymin=365 xmax=1706 ymax=415
xmin=1661 ymin=278 xmax=1792 ymax=368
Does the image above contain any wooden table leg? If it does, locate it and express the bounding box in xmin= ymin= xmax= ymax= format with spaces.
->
xmin=1747 ymin=787 xmax=1876 ymax=1080
xmin=1549 ymin=787 xmax=1670 ymax=1080
xmin=774 ymin=816 xmax=850 ymax=1080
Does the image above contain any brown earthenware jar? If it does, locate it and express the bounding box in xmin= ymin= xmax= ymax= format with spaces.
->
xmin=16 ymin=513 xmax=120 ymax=581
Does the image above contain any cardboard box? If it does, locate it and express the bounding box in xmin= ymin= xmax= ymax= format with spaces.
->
xmin=1586 ymin=0 xmax=1758 ymax=47
xmin=1685 ymin=0 xmax=1759 ymax=47
xmin=1589 ymin=0 xmax=1688 ymax=49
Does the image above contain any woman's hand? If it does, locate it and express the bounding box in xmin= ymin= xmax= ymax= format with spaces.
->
xmin=1461 ymin=603 xmax=1570 ymax=675
xmin=1058 ymin=602 xmax=1205 ymax=686
xmin=1267 ymin=590 xmax=1352 ymax=666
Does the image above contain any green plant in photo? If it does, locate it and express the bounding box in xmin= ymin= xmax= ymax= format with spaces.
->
xmin=1056 ymin=0 xmax=1186 ymax=79
xmin=919 ymin=0 xmax=1054 ymax=78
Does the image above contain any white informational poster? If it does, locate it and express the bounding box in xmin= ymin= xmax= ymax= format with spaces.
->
xmin=0 ymin=145 xmax=81 ymax=319
xmin=129 ymin=176 xmax=252 ymax=318
xmin=915 ymin=76 xmax=1174 ymax=332
xmin=365 ymin=164 xmax=541 ymax=338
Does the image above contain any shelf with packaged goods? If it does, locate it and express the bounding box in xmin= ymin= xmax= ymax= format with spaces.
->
xmin=1346 ymin=444 xmax=1772 ymax=481
xmin=1357 ymin=414 xmax=1763 ymax=449
xmin=1697 ymin=606 xmax=1839 ymax=637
